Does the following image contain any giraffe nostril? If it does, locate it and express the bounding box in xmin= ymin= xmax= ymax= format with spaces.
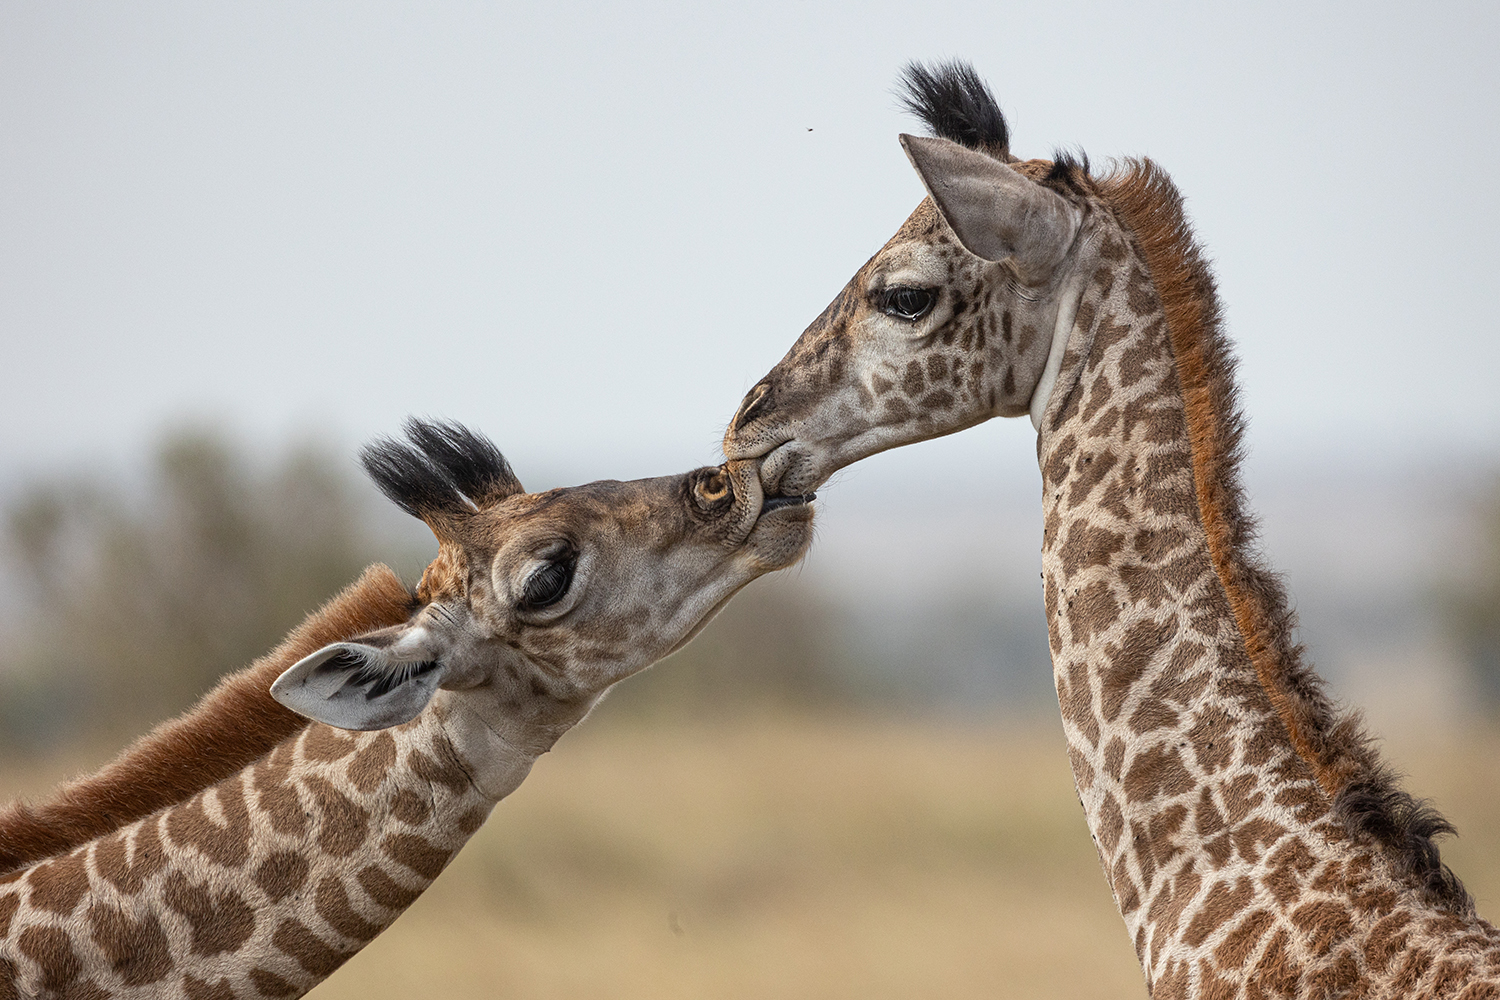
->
xmin=733 ymin=383 xmax=772 ymax=432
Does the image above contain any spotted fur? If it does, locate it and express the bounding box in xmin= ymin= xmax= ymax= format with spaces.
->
xmin=0 ymin=567 xmax=417 ymax=875
xmin=1092 ymin=159 xmax=1470 ymax=915
xmin=724 ymin=62 xmax=1500 ymax=997
xmin=0 ymin=423 xmax=814 ymax=998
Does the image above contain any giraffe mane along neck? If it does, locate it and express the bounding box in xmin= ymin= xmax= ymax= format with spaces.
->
xmin=0 ymin=564 xmax=417 ymax=875
xmin=1088 ymin=158 xmax=1470 ymax=914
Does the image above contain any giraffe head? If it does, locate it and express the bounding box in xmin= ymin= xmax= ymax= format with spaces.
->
xmin=723 ymin=64 xmax=1088 ymax=494
xmin=271 ymin=419 xmax=812 ymax=777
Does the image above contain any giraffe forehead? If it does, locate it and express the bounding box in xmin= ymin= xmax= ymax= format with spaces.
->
xmin=864 ymin=203 xmax=983 ymax=292
xmin=450 ymin=480 xmax=683 ymax=570
xmin=882 ymin=197 xmax=966 ymax=257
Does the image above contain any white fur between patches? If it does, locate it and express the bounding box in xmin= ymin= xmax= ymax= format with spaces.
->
xmin=1029 ymin=272 xmax=1087 ymax=431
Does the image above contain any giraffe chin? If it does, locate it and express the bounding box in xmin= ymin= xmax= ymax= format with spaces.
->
xmin=743 ymin=494 xmax=815 ymax=572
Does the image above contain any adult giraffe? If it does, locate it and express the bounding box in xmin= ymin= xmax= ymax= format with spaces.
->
xmin=0 ymin=420 xmax=812 ymax=998
xmin=724 ymin=62 xmax=1500 ymax=998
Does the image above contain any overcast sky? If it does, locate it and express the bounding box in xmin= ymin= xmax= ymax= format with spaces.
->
xmin=2 ymin=0 xmax=1497 ymax=497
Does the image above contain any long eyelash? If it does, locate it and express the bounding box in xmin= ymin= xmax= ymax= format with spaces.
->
xmin=523 ymin=559 xmax=574 ymax=608
xmin=348 ymin=659 xmax=441 ymax=699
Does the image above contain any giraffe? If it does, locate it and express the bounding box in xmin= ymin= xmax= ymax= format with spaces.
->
xmin=0 ymin=419 xmax=813 ymax=999
xmin=724 ymin=61 xmax=1500 ymax=998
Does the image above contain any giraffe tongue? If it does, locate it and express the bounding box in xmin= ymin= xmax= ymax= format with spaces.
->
xmin=760 ymin=492 xmax=816 ymax=513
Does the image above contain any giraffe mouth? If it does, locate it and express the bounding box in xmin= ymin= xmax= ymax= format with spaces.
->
xmin=760 ymin=492 xmax=816 ymax=514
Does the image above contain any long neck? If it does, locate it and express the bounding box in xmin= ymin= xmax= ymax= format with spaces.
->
xmin=1031 ymin=183 xmax=1494 ymax=996
xmin=0 ymin=564 xmax=417 ymax=874
xmin=0 ymin=703 xmax=527 ymax=998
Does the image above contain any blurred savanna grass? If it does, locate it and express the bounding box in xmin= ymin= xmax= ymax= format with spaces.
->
xmin=303 ymin=714 xmax=1500 ymax=1000
xmin=5 ymin=430 xmax=1500 ymax=997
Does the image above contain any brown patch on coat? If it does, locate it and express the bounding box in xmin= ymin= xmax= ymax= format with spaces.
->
xmin=316 ymin=875 xmax=383 ymax=942
xmin=1123 ymin=743 xmax=1194 ymax=802
xmin=1182 ymin=876 xmax=1254 ymax=947
xmin=1100 ymin=618 xmax=1178 ymax=721
xmin=94 ymin=822 xmax=166 ymax=895
xmin=253 ymin=744 xmax=308 ymax=838
xmin=0 ymin=894 xmax=17 ymax=938
xmin=347 ymin=732 xmax=399 ymax=794
xmin=273 ymin=917 xmax=358 ymax=977
xmin=1215 ymin=907 xmax=1273 ymax=969
xmin=1289 ymin=898 xmax=1355 ymax=956
xmin=162 ymin=871 xmax=256 ymax=956
xmin=383 ymin=833 xmax=454 ymax=880
xmin=17 ymin=926 xmax=81 ymax=993
xmin=1097 ymin=162 xmax=1470 ymax=913
xmin=183 ymin=975 xmax=238 ymax=1000
xmin=166 ymin=778 xmax=253 ymax=869
xmin=389 ymin=789 xmax=433 ymax=827
xmin=1059 ymin=522 xmax=1125 ymax=579
xmin=410 ymin=736 xmax=473 ymax=795
xmin=302 ymin=726 xmax=361 ymax=763
xmin=0 ymin=565 xmax=416 ymax=873
xmin=303 ymin=776 xmax=370 ymax=858
xmin=250 ymin=967 xmax=300 ymax=997
xmin=87 ymin=904 xmax=173 ymax=986
xmin=254 ymin=850 xmax=311 ymax=904
xmin=25 ymin=849 xmax=89 ymax=915
xmin=357 ymin=864 xmax=424 ymax=911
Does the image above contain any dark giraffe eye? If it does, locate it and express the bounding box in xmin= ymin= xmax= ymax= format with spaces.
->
xmin=520 ymin=556 xmax=574 ymax=610
xmin=879 ymin=286 xmax=936 ymax=322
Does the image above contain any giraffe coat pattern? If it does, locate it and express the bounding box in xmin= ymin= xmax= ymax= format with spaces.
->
xmin=0 ymin=422 xmax=815 ymax=998
xmin=724 ymin=62 xmax=1500 ymax=998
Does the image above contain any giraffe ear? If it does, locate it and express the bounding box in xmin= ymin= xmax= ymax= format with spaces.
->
xmin=271 ymin=639 xmax=449 ymax=731
xmin=899 ymin=134 xmax=1080 ymax=282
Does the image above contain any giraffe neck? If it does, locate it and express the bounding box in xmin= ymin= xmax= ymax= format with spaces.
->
xmin=1029 ymin=166 xmax=1499 ymax=996
xmin=1035 ymin=233 xmax=1324 ymax=982
xmin=0 ymin=696 xmax=528 ymax=999
xmin=1027 ymin=267 xmax=1087 ymax=431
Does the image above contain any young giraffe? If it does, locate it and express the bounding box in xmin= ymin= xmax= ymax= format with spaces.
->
xmin=724 ymin=62 xmax=1500 ymax=998
xmin=0 ymin=419 xmax=813 ymax=999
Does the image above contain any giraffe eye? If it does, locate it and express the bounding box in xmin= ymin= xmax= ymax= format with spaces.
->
xmin=520 ymin=556 xmax=574 ymax=610
xmin=879 ymin=286 xmax=935 ymax=322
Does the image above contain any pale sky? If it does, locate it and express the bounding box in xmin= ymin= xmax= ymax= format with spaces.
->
xmin=2 ymin=0 xmax=1498 ymax=494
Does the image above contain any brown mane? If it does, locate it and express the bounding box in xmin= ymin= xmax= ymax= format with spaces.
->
xmin=0 ymin=564 xmax=416 ymax=874
xmin=1090 ymin=159 xmax=1472 ymax=914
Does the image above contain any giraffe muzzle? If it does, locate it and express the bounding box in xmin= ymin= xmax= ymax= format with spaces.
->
xmin=760 ymin=492 xmax=816 ymax=514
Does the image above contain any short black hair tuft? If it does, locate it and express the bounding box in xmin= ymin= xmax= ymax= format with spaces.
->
xmin=361 ymin=418 xmax=523 ymax=523
xmin=1045 ymin=148 xmax=1093 ymax=190
xmin=897 ymin=60 xmax=1010 ymax=158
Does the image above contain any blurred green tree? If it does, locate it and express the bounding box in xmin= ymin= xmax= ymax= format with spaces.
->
xmin=0 ymin=430 xmax=403 ymax=746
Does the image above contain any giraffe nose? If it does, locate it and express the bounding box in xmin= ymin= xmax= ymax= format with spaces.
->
xmin=731 ymin=383 xmax=772 ymax=433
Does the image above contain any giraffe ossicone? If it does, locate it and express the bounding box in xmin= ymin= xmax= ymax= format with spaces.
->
xmin=726 ymin=60 xmax=1500 ymax=998
xmin=0 ymin=419 xmax=813 ymax=998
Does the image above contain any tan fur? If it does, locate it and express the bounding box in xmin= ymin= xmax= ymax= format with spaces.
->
xmin=724 ymin=98 xmax=1495 ymax=990
xmin=0 ymin=565 xmax=416 ymax=874
xmin=1093 ymin=160 xmax=1431 ymax=865
xmin=0 ymin=433 xmax=814 ymax=998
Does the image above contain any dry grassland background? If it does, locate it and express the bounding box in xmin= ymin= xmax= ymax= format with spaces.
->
xmin=7 ymin=709 xmax=1498 ymax=1000
xmin=3 ymin=441 xmax=1500 ymax=997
